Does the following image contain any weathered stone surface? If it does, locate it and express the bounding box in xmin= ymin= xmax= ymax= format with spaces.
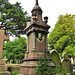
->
xmin=0 ymin=65 xmax=7 ymax=71
xmin=0 ymin=59 xmax=10 ymax=75
xmin=0 ymin=71 xmax=10 ymax=75
xmin=0 ymin=30 xmax=9 ymax=59
xmin=20 ymin=60 xmax=38 ymax=75
xmin=0 ymin=30 xmax=10 ymax=75
xmin=20 ymin=0 xmax=52 ymax=75
xmin=0 ymin=59 xmax=5 ymax=65
xmin=61 ymin=52 xmax=73 ymax=74
xmin=50 ymin=49 xmax=61 ymax=67
xmin=7 ymin=65 xmax=20 ymax=73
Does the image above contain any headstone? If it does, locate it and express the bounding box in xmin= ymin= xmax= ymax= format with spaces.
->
xmin=0 ymin=30 xmax=10 ymax=75
xmin=50 ymin=49 xmax=61 ymax=67
xmin=61 ymin=52 xmax=73 ymax=75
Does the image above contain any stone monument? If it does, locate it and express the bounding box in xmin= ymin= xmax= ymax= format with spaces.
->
xmin=0 ymin=30 xmax=10 ymax=75
xmin=20 ymin=0 xmax=54 ymax=75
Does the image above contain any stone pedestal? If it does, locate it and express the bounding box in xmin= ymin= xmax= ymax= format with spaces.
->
xmin=20 ymin=51 xmax=39 ymax=75
xmin=20 ymin=51 xmax=54 ymax=75
xmin=20 ymin=60 xmax=38 ymax=75
xmin=0 ymin=59 xmax=10 ymax=75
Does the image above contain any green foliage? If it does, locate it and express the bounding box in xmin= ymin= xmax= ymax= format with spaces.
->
xmin=63 ymin=46 xmax=75 ymax=57
xmin=10 ymin=72 xmax=19 ymax=75
xmin=3 ymin=37 xmax=27 ymax=63
xmin=34 ymin=56 xmax=55 ymax=75
xmin=0 ymin=0 xmax=30 ymax=37
xmin=54 ymin=66 xmax=66 ymax=75
xmin=54 ymin=36 xmax=69 ymax=53
xmin=34 ymin=56 xmax=66 ymax=75
xmin=48 ymin=14 xmax=75 ymax=57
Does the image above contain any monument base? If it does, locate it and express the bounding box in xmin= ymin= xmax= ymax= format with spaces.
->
xmin=20 ymin=59 xmax=38 ymax=75
xmin=0 ymin=59 xmax=10 ymax=75
xmin=20 ymin=51 xmax=54 ymax=75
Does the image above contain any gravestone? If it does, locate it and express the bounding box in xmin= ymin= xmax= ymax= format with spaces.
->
xmin=61 ymin=52 xmax=73 ymax=75
xmin=0 ymin=30 xmax=10 ymax=75
xmin=50 ymin=49 xmax=61 ymax=67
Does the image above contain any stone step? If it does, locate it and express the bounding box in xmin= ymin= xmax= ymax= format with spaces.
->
xmin=0 ymin=65 xmax=7 ymax=71
xmin=0 ymin=59 xmax=5 ymax=65
xmin=0 ymin=71 xmax=10 ymax=75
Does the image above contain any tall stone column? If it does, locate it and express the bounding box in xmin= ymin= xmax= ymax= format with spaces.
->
xmin=32 ymin=32 xmax=36 ymax=51
xmin=45 ymin=34 xmax=50 ymax=58
xmin=46 ymin=34 xmax=48 ymax=51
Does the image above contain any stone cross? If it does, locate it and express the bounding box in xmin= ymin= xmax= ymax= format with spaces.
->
xmin=36 ymin=0 xmax=38 ymax=5
xmin=0 ymin=30 xmax=9 ymax=59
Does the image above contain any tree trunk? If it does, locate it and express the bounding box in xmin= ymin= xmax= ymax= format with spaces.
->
xmin=12 ymin=58 xmax=15 ymax=63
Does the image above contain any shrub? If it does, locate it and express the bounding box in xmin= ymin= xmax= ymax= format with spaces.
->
xmin=10 ymin=72 xmax=19 ymax=75
xmin=34 ymin=56 xmax=66 ymax=75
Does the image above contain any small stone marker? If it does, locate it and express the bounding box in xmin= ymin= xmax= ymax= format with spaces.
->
xmin=50 ymin=49 xmax=61 ymax=67
xmin=61 ymin=52 xmax=73 ymax=75
xmin=0 ymin=30 xmax=9 ymax=58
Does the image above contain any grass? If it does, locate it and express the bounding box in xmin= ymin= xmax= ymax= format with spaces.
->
xmin=6 ymin=64 xmax=22 ymax=65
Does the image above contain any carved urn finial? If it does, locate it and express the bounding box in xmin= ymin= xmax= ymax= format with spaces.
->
xmin=44 ymin=16 xmax=48 ymax=23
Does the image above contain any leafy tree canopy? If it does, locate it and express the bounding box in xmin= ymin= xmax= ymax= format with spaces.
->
xmin=3 ymin=37 xmax=27 ymax=63
xmin=48 ymin=14 xmax=75 ymax=57
xmin=0 ymin=0 xmax=30 ymax=37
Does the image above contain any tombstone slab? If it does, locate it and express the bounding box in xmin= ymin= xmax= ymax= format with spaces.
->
xmin=50 ymin=49 xmax=61 ymax=67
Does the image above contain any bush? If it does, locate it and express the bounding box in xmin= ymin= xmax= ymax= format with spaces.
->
xmin=34 ymin=56 xmax=66 ymax=75
xmin=34 ymin=56 xmax=55 ymax=75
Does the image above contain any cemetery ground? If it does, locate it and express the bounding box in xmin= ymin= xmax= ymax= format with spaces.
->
xmin=1 ymin=31 xmax=74 ymax=75
xmin=2 ymin=51 xmax=74 ymax=75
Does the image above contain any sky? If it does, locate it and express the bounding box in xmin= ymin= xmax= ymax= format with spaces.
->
xmin=9 ymin=0 xmax=75 ymax=40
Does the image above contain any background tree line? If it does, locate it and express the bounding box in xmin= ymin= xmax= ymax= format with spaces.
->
xmin=3 ymin=37 xmax=27 ymax=64
xmin=0 ymin=0 xmax=30 ymax=37
xmin=48 ymin=14 xmax=75 ymax=57
xmin=0 ymin=0 xmax=29 ymax=64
